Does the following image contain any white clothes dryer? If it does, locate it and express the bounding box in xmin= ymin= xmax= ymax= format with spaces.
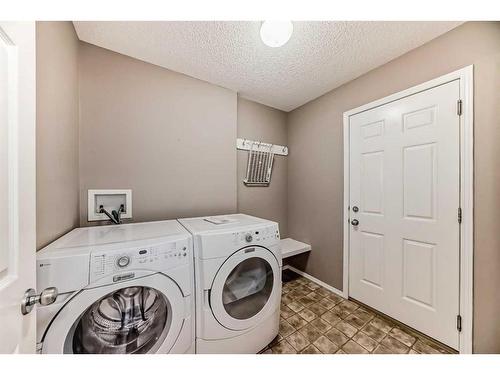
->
xmin=36 ymin=220 xmax=194 ymax=354
xmin=178 ymin=214 xmax=282 ymax=354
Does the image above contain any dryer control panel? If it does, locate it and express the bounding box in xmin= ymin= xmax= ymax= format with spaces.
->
xmin=232 ymin=225 xmax=280 ymax=247
xmin=90 ymin=239 xmax=190 ymax=283
xmin=197 ymin=223 xmax=280 ymax=260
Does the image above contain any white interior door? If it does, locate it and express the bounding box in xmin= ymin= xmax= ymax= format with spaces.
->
xmin=348 ymin=80 xmax=460 ymax=349
xmin=0 ymin=22 xmax=37 ymax=354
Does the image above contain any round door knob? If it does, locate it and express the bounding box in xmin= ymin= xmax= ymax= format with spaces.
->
xmin=21 ymin=287 xmax=59 ymax=315
xmin=117 ymin=255 xmax=130 ymax=268
xmin=351 ymin=219 xmax=359 ymax=226
xmin=39 ymin=287 xmax=58 ymax=305
xmin=245 ymin=234 xmax=253 ymax=242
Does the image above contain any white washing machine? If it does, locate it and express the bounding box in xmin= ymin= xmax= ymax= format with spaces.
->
xmin=179 ymin=214 xmax=282 ymax=354
xmin=36 ymin=220 xmax=194 ymax=354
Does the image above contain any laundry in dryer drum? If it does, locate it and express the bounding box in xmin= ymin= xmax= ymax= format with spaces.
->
xmin=223 ymin=264 xmax=268 ymax=303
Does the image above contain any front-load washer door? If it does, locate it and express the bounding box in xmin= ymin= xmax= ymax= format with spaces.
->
xmin=210 ymin=246 xmax=280 ymax=331
xmin=42 ymin=273 xmax=186 ymax=354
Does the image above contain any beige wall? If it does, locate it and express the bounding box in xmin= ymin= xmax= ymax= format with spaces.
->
xmin=79 ymin=43 xmax=237 ymax=225
xmin=237 ymin=98 xmax=288 ymax=236
xmin=286 ymin=21 xmax=500 ymax=353
xmin=36 ymin=22 xmax=80 ymax=249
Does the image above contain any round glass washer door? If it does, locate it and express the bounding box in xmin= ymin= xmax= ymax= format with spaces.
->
xmin=70 ymin=286 xmax=169 ymax=354
xmin=41 ymin=274 xmax=185 ymax=354
xmin=210 ymin=246 xmax=280 ymax=331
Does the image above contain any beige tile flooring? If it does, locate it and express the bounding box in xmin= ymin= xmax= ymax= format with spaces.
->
xmin=260 ymin=270 xmax=456 ymax=354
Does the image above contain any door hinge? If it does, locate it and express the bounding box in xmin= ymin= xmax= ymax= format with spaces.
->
xmin=457 ymin=99 xmax=463 ymax=116
xmin=458 ymin=207 xmax=462 ymax=224
xmin=457 ymin=315 xmax=462 ymax=332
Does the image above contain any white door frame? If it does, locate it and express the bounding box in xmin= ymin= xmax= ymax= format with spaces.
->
xmin=342 ymin=66 xmax=473 ymax=354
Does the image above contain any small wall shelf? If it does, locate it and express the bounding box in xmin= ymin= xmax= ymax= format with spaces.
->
xmin=280 ymin=238 xmax=312 ymax=259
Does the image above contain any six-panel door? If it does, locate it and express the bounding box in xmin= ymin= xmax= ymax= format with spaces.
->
xmin=349 ymin=80 xmax=461 ymax=349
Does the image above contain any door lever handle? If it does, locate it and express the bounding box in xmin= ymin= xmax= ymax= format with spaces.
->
xmin=351 ymin=219 xmax=359 ymax=226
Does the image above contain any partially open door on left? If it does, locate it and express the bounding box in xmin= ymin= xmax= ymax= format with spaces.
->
xmin=0 ymin=21 xmax=36 ymax=354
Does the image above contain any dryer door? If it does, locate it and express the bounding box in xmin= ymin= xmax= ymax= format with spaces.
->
xmin=210 ymin=246 xmax=280 ymax=331
xmin=42 ymin=273 xmax=186 ymax=354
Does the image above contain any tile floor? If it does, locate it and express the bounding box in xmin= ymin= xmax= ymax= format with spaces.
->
xmin=260 ymin=270 xmax=456 ymax=354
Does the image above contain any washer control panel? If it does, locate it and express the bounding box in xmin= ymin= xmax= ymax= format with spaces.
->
xmin=90 ymin=239 xmax=190 ymax=283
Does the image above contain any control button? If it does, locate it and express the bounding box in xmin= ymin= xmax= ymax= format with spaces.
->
xmin=116 ymin=256 xmax=130 ymax=268
xmin=245 ymin=233 xmax=253 ymax=243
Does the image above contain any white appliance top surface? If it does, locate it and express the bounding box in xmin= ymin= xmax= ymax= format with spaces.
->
xmin=39 ymin=220 xmax=190 ymax=254
xmin=178 ymin=214 xmax=275 ymax=234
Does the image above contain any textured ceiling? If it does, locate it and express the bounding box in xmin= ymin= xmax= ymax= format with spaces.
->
xmin=73 ymin=21 xmax=462 ymax=112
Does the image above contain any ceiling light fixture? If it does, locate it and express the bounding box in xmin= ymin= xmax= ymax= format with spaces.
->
xmin=260 ymin=21 xmax=293 ymax=48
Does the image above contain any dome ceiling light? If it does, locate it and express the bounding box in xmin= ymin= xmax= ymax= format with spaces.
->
xmin=260 ymin=21 xmax=293 ymax=48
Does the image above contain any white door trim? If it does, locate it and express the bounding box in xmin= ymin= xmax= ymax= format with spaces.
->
xmin=342 ymin=66 xmax=474 ymax=354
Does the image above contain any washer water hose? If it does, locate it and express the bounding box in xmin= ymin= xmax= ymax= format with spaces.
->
xmin=99 ymin=204 xmax=125 ymax=224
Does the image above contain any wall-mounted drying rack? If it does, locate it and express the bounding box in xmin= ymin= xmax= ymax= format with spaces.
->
xmin=237 ymin=138 xmax=288 ymax=187
xmin=236 ymin=138 xmax=288 ymax=156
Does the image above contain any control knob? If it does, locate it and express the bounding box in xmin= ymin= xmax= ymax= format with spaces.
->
xmin=245 ymin=233 xmax=253 ymax=243
xmin=117 ymin=255 xmax=130 ymax=268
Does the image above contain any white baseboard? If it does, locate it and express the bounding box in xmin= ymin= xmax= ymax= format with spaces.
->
xmin=282 ymin=265 xmax=347 ymax=298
